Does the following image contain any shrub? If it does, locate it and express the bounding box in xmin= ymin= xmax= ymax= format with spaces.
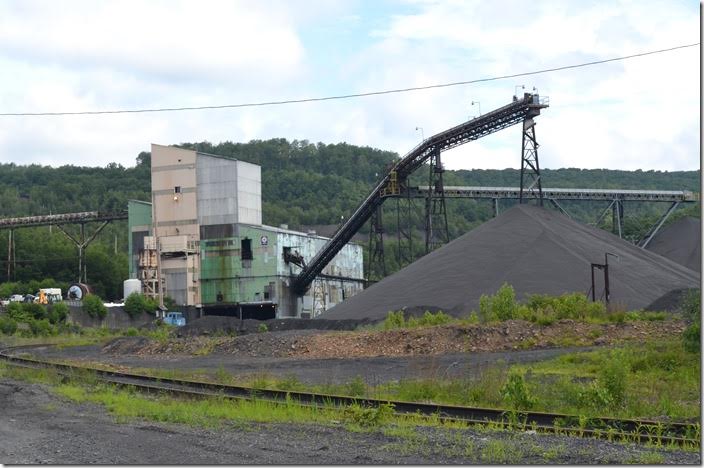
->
xmin=257 ymin=323 xmax=269 ymax=333
xmin=125 ymin=327 xmax=139 ymax=337
xmin=82 ymin=295 xmax=107 ymax=319
xmin=124 ymin=293 xmax=148 ymax=318
xmin=343 ymin=403 xmax=394 ymax=428
xmin=5 ymin=302 xmax=28 ymax=321
xmin=683 ymin=324 xmax=700 ymax=354
xmin=383 ymin=310 xmax=405 ymax=329
xmin=681 ymin=289 xmax=701 ymax=322
xmin=48 ymin=302 xmax=69 ymax=324
xmin=479 ymin=283 xmax=518 ymax=322
xmin=28 ymin=318 xmax=53 ymax=336
xmin=346 ymin=375 xmax=367 ymax=397
xmin=0 ymin=317 xmax=17 ymax=335
xmin=22 ymin=302 xmax=46 ymax=320
xmin=500 ymin=373 xmax=535 ymax=410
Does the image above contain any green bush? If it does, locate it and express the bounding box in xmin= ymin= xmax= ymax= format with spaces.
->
xmin=0 ymin=316 xmax=17 ymax=335
xmin=343 ymin=403 xmax=394 ymax=428
xmin=5 ymin=302 xmax=28 ymax=321
xmin=22 ymin=302 xmax=46 ymax=320
xmin=346 ymin=375 xmax=367 ymax=397
xmin=124 ymin=293 xmax=148 ymax=318
xmin=383 ymin=310 xmax=405 ymax=329
xmin=28 ymin=318 xmax=53 ymax=336
xmin=500 ymin=373 xmax=535 ymax=410
xmin=257 ymin=323 xmax=269 ymax=333
xmin=681 ymin=289 xmax=701 ymax=322
xmin=48 ymin=302 xmax=69 ymax=324
xmin=479 ymin=283 xmax=518 ymax=322
xmin=683 ymin=324 xmax=700 ymax=354
xmin=82 ymin=295 xmax=107 ymax=319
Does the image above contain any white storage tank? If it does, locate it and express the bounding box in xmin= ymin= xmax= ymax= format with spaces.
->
xmin=123 ymin=279 xmax=142 ymax=299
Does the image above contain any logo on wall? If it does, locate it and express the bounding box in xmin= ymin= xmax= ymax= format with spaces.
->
xmin=260 ymin=235 xmax=269 ymax=246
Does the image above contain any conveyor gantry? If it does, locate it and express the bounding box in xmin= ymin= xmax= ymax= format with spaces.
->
xmin=411 ymin=186 xmax=698 ymax=202
xmin=292 ymin=93 xmax=548 ymax=295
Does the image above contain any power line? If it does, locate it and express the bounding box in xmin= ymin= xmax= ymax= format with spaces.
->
xmin=0 ymin=42 xmax=698 ymax=117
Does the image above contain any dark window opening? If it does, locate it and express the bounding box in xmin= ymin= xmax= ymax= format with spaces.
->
xmin=241 ymin=238 xmax=253 ymax=260
xmin=174 ymin=186 xmax=182 ymax=193
xmin=264 ymin=291 xmax=270 ymax=300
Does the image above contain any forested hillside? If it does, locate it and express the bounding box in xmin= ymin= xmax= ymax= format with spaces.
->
xmin=0 ymin=139 xmax=699 ymax=299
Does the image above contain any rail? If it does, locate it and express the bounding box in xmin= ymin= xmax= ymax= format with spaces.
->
xmin=0 ymin=344 xmax=698 ymax=447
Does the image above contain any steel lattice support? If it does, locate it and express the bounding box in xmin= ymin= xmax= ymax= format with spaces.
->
xmin=395 ymin=185 xmax=415 ymax=267
xmin=55 ymin=220 xmax=110 ymax=283
xmin=367 ymin=205 xmax=386 ymax=281
xmin=425 ymin=149 xmax=450 ymax=253
xmin=519 ymin=117 xmax=543 ymax=205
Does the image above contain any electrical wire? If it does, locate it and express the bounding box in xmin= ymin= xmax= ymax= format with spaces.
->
xmin=0 ymin=43 xmax=697 ymax=117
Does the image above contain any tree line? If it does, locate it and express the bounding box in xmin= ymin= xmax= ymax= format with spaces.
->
xmin=0 ymin=139 xmax=698 ymax=298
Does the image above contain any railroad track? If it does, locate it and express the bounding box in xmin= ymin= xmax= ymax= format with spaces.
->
xmin=0 ymin=344 xmax=699 ymax=447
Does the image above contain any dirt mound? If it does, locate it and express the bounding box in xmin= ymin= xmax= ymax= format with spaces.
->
xmin=646 ymin=216 xmax=701 ymax=273
xmin=323 ymin=205 xmax=698 ymax=321
xmin=288 ymin=320 xmax=686 ymax=359
xmin=102 ymin=336 xmax=153 ymax=355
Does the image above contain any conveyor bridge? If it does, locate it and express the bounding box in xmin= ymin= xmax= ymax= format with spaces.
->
xmin=293 ymin=93 xmax=548 ymax=294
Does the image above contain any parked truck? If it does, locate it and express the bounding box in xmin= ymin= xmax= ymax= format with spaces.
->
xmin=35 ymin=288 xmax=62 ymax=305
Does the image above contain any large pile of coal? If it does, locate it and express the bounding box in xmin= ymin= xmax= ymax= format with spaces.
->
xmin=645 ymin=216 xmax=701 ymax=273
xmin=323 ymin=204 xmax=699 ymax=321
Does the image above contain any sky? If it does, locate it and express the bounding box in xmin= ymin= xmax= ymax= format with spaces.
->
xmin=0 ymin=0 xmax=699 ymax=172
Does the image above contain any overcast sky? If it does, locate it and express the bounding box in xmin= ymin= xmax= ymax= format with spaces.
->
xmin=0 ymin=0 xmax=699 ymax=171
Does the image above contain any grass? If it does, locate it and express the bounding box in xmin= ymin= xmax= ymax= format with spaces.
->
xmin=56 ymin=337 xmax=697 ymax=425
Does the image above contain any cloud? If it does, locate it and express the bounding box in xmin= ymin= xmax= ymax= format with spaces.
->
xmin=0 ymin=0 xmax=698 ymax=173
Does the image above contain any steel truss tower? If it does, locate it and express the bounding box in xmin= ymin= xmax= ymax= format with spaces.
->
xmin=367 ymin=205 xmax=386 ymax=281
xmin=519 ymin=117 xmax=543 ymax=205
xmin=425 ymin=149 xmax=449 ymax=253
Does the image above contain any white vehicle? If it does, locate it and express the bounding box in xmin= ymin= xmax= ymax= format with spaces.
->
xmin=9 ymin=294 xmax=24 ymax=303
xmin=35 ymin=288 xmax=63 ymax=304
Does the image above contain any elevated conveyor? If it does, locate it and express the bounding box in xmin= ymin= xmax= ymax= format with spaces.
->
xmin=292 ymin=93 xmax=548 ymax=294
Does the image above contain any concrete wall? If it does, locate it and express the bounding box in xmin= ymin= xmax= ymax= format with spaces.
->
xmin=66 ymin=305 xmax=202 ymax=329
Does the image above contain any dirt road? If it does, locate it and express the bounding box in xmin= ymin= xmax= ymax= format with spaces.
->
xmin=29 ymin=343 xmax=598 ymax=385
xmin=1 ymin=378 xmax=698 ymax=464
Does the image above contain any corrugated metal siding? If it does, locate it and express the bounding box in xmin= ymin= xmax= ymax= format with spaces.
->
xmin=235 ymin=161 xmax=262 ymax=225
xmin=127 ymin=200 xmax=152 ymax=279
xmin=196 ymin=154 xmax=239 ymax=226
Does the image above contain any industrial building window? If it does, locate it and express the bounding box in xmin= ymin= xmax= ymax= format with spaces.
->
xmin=241 ymin=238 xmax=253 ymax=260
xmin=174 ymin=186 xmax=181 ymax=193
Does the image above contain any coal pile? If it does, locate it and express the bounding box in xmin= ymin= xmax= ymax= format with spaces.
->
xmin=323 ymin=204 xmax=699 ymax=321
xmin=645 ymin=216 xmax=701 ymax=273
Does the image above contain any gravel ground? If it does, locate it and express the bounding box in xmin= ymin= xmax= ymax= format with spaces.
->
xmin=1 ymin=377 xmax=699 ymax=464
xmin=29 ymin=342 xmax=600 ymax=385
